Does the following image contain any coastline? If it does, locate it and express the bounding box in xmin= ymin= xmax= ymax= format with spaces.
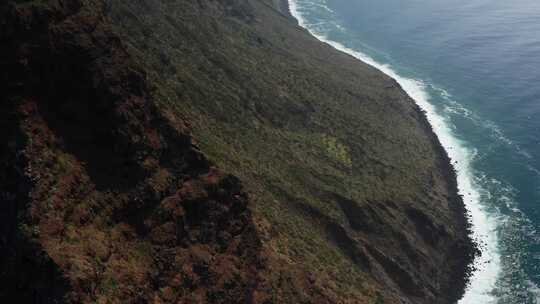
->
xmin=276 ymin=0 xmax=294 ymax=19
xmin=1 ymin=0 xmax=500 ymax=303
xmin=283 ymin=0 xmax=478 ymax=302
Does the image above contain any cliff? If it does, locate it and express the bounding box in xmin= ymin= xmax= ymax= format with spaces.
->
xmin=0 ymin=0 xmax=475 ymax=303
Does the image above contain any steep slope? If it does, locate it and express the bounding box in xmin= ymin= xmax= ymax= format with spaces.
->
xmin=0 ymin=0 xmax=475 ymax=303
xmin=0 ymin=2 xmax=263 ymax=303
xmin=106 ymin=0 xmax=477 ymax=302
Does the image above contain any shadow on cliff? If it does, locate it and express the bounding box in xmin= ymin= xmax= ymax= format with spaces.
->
xmin=0 ymin=102 xmax=69 ymax=303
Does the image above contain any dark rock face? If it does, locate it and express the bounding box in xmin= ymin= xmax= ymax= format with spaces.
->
xmin=0 ymin=0 xmax=475 ymax=303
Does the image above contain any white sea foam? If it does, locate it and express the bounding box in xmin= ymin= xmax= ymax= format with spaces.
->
xmin=288 ymin=0 xmax=501 ymax=302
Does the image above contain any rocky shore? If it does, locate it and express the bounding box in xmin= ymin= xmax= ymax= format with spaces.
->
xmin=277 ymin=0 xmax=294 ymax=18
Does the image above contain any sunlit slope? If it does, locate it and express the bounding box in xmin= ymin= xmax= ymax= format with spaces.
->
xmin=108 ymin=0 xmax=475 ymax=303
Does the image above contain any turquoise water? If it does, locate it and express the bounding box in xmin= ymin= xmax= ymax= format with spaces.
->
xmin=289 ymin=0 xmax=540 ymax=303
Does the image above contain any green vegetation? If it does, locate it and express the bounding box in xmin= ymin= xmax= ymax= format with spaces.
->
xmin=320 ymin=133 xmax=353 ymax=168
xmin=0 ymin=0 xmax=473 ymax=302
xmin=105 ymin=0 xmax=472 ymax=302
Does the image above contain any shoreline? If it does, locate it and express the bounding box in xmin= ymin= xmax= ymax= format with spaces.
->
xmin=284 ymin=0 xmax=480 ymax=302
xmin=276 ymin=0 xmax=294 ymax=20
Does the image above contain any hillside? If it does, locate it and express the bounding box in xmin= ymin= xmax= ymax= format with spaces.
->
xmin=0 ymin=0 xmax=475 ymax=303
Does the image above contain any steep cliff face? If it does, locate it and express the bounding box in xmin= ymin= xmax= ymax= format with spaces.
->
xmin=0 ymin=0 xmax=475 ymax=303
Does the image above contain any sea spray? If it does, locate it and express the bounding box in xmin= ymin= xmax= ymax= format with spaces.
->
xmin=288 ymin=0 xmax=501 ymax=302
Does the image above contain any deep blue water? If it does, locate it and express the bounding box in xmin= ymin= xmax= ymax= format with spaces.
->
xmin=289 ymin=0 xmax=540 ymax=303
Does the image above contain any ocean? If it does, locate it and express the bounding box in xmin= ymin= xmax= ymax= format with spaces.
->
xmin=288 ymin=0 xmax=540 ymax=303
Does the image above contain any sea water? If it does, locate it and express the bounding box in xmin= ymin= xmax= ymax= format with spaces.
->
xmin=288 ymin=0 xmax=540 ymax=303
